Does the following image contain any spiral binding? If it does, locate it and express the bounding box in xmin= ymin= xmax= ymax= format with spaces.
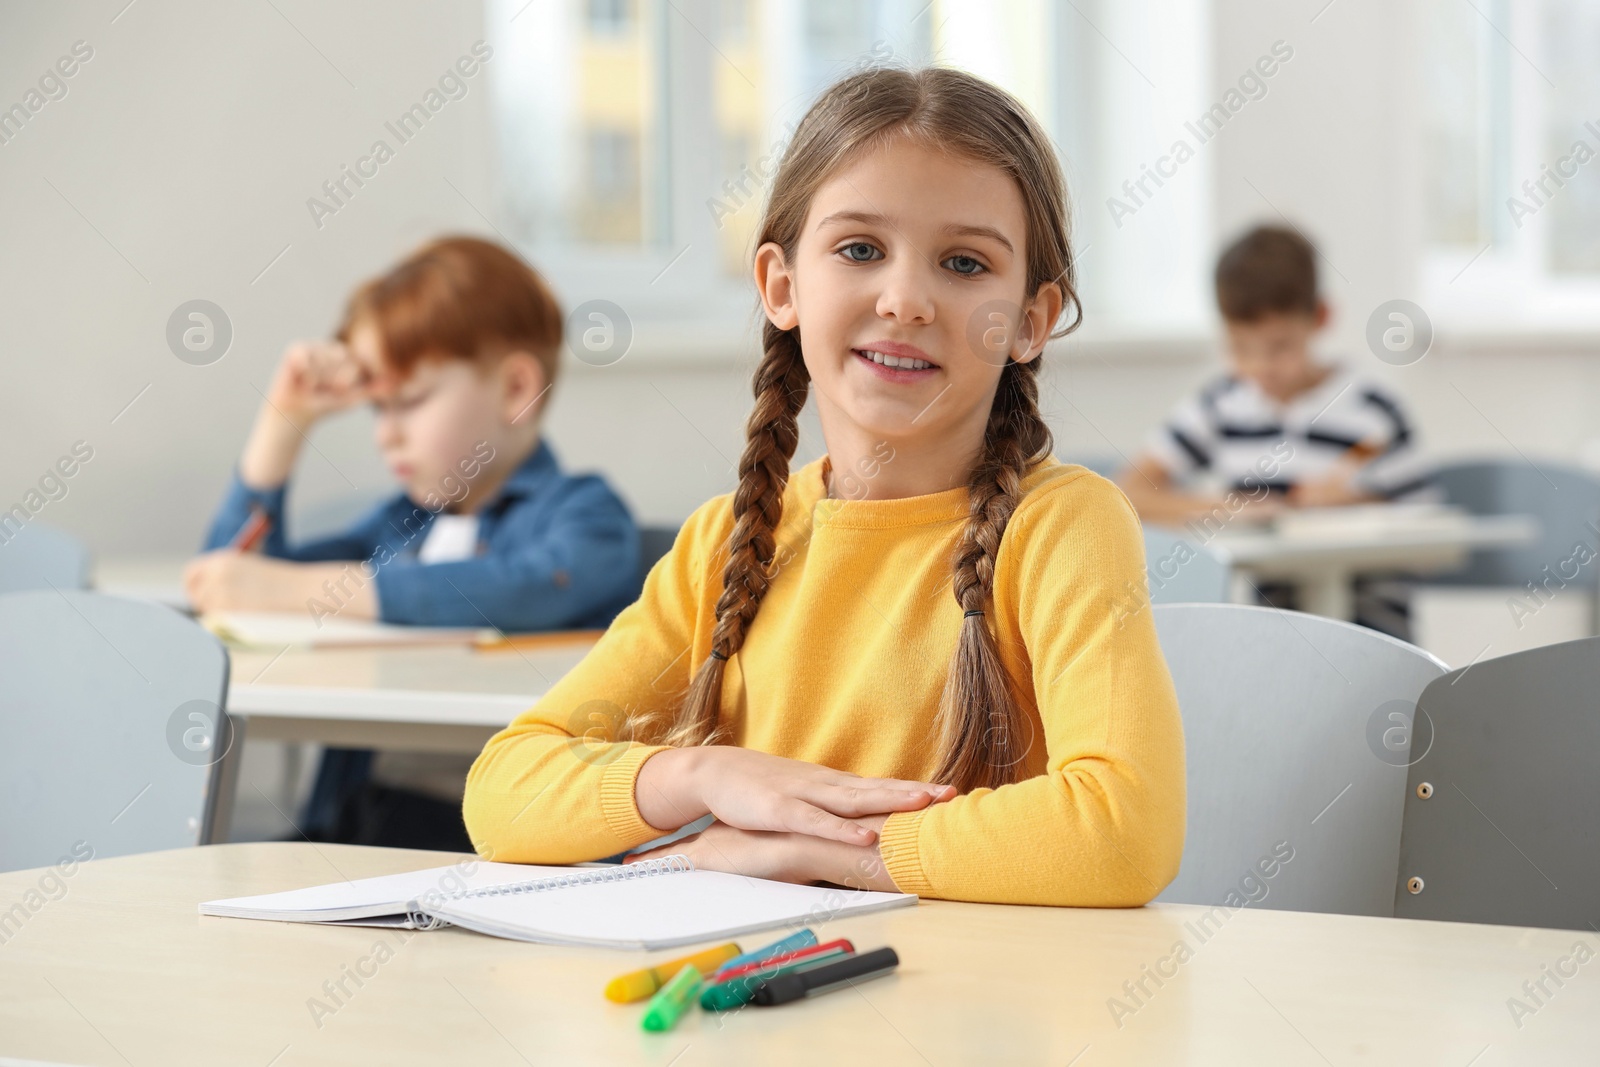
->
xmin=459 ymin=854 xmax=694 ymax=899
xmin=403 ymin=854 xmax=694 ymax=929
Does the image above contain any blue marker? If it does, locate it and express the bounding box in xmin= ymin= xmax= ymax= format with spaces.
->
xmin=712 ymin=929 xmax=818 ymax=977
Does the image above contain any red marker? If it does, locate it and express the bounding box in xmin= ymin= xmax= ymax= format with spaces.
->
xmin=712 ymin=938 xmax=855 ymax=984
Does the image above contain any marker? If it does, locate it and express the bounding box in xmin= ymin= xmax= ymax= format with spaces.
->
xmin=752 ymin=946 xmax=899 ymax=1007
xmin=605 ymin=942 xmax=740 ymax=1003
xmin=640 ymin=963 xmax=702 ymax=1032
xmin=712 ymin=929 xmax=817 ymax=977
xmin=700 ymin=941 xmax=853 ymax=1012
xmin=713 ymin=939 xmax=855 ymax=984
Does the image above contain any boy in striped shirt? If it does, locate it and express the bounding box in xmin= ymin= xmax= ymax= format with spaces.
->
xmin=1121 ymin=225 xmax=1428 ymax=524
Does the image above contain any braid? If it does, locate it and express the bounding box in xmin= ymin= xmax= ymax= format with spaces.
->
xmin=653 ymin=321 xmax=810 ymax=747
xmin=931 ymin=357 xmax=1054 ymax=792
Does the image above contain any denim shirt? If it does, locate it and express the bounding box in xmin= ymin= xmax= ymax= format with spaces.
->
xmin=200 ymin=438 xmax=642 ymax=632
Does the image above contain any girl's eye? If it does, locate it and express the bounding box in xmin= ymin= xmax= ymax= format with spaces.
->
xmin=946 ymin=255 xmax=985 ymax=276
xmin=841 ymin=242 xmax=880 ymax=263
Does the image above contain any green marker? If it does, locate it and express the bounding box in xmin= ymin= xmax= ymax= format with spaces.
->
xmin=641 ymin=963 xmax=702 ymax=1032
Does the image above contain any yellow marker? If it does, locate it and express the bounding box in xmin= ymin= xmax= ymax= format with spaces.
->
xmin=605 ymin=943 xmax=741 ymax=1004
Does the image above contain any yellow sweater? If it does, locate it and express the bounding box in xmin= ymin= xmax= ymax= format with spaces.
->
xmin=463 ymin=455 xmax=1186 ymax=906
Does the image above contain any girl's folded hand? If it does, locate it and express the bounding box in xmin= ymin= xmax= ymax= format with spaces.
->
xmin=625 ymin=814 xmax=901 ymax=890
xmin=634 ymin=746 xmax=954 ymax=847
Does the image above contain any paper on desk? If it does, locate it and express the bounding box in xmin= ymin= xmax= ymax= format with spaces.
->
xmin=202 ymin=610 xmax=490 ymax=649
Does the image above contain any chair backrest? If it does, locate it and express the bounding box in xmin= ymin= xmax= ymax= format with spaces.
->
xmin=1153 ymin=603 xmax=1447 ymax=917
xmin=1394 ymin=636 xmax=1600 ymax=930
xmin=638 ymin=524 xmax=680 ymax=586
xmin=1070 ymin=455 xmax=1124 ymax=479
xmin=1428 ymin=459 xmax=1600 ymax=588
xmin=1143 ymin=525 xmax=1232 ymax=604
xmin=0 ymin=523 xmax=90 ymax=594
xmin=0 ymin=591 xmax=235 ymax=873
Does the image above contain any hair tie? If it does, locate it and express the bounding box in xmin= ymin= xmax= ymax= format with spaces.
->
xmin=709 ymin=648 xmax=728 ymax=661
xmin=963 ymin=609 xmax=985 ymax=618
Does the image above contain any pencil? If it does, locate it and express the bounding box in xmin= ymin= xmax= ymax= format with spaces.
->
xmin=232 ymin=507 xmax=273 ymax=553
xmin=473 ymin=629 xmax=606 ymax=653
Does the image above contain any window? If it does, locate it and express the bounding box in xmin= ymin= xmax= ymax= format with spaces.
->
xmin=486 ymin=0 xmax=1212 ymax=358
xmin=1542 ymin=0 xmax=1600 ymax=276
xmin=714 ymin=0 xmax=750 ymax=44
xmin=1421 ymin=0 xmax=1600 ymax=327
xmin=587 ymin=0 xmax=633 ymax=36
xmin=1420 ymin=0 xmax=1508 ymax=250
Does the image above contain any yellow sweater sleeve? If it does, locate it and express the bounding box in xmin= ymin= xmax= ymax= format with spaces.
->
xmin=462 ymin=497 xmax=726 ymax=863
xmin=878 ymin=473 xmax=1187 ymax=906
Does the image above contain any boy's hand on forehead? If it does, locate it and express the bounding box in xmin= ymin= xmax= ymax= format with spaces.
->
xmin=267 ymin=339 xmax=372 ymax=427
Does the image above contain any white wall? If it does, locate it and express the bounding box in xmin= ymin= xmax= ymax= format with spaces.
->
xmin=1 ymin=0 xmax=1592 ymax=564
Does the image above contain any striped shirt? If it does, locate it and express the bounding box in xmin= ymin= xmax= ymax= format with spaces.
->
xmin=1143 ymin=365 xmax=1431 ymax=498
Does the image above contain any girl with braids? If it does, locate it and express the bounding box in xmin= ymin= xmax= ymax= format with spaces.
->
xmin=464 ymin=67 xmax=1185 ymax=906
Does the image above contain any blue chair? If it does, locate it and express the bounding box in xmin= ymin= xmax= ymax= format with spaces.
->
xmin=0 ymin=591 xmax=236 ymax=871
xmin=1071 ymin=455 xmax=1124 ymax=479
xmin=1143 ymin=525 xmax=1232 ymax=604
xmin=1426 ymin=459 xmax=1600 ymax=591
xmin=0 ymin=522 xmax=90 ymax=594
xmin=1394 ymin=635 xmax=1600 ymax=930
xmin=638 ymin=523 xmax=680 ymax=586
xmin=1153 ymin=603 xmax=1447 ymax=917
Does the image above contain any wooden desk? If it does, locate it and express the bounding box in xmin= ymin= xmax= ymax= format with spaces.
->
xmin=1211 ymin=513 xmax=1538 ymax=620
xmin=1 ymin=843 xmax=1592 ymax=1065
xmin=228 ymin=642 xmax=589 ymax=754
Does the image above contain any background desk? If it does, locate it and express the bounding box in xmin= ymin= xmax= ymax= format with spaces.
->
xmin=228 ymin=642 xmax=592 ymax=754
xmin=1 ymin=843 xmax=1592 ymax=1065
xmin=1211 ymin=513 xmax=1538 ymax=619
xmin=96 ymin=558 xmax=591 ymax=754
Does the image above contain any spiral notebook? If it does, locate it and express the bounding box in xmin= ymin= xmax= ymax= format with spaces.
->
xmin=199 ymin=856 xmax=916 ymax=950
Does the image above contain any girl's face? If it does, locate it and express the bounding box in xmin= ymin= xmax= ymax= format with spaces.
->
xmin=756 ymin=135 xmax=1060 ymax=460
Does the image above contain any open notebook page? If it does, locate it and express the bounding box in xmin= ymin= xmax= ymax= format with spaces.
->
xmin=200 ymin=859 xmax=916 ymax=949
